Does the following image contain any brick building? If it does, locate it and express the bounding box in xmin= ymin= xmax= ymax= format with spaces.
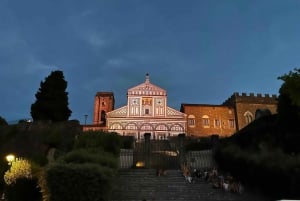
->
xmin=180 ymin=93 xmax=277 ymax=137
xmin=180 ymin=104 xmax=236 ymax=137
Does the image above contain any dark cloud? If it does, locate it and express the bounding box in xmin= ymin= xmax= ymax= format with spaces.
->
xmin=0 ymin=0 xmax=299 ymax=123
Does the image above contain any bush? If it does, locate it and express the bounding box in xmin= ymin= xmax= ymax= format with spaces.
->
xmin=74 ymin=131 xmax=122 ymax=156
xmin=5 ymin=177 xmax=41 ymax=201
xmin=214 ymin=141 xmax=300 ymax=199
xmin=185 ymin=137 xmax=212 ymax=151
xmin=43 ymin=163 xmax=114 ymax=201
xmin=59 ymin=148 xmax=118 ymax=169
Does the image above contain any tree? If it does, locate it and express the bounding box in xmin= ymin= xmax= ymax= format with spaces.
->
xmin=0 ymin=116 xmax=8 ymax=125
xmin=277 ymin=68 xmax=300 ymax=125
xmin=31 ymin=70 xmax=72 ymax=122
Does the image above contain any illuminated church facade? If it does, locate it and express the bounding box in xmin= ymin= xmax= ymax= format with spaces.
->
xmin=89 ymin=74 xmax=187 ymax=139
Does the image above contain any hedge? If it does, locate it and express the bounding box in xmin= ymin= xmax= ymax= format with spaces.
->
xmin=43 ymin=163 xmax=115 ymax=201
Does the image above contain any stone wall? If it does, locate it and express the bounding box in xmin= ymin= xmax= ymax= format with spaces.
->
xmin=234 ymin=102 xmax=277 ymax=130
xmin=223 ymin=92 xmax=278 ymax=130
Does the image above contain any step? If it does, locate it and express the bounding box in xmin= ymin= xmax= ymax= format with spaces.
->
xmin=111 ymin=169 xmax=269 ymax=201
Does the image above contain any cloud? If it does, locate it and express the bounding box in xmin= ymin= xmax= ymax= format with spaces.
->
xmin=85 ymin=33 xmax=107 ymax=48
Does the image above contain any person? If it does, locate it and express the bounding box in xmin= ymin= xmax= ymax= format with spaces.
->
xmin=156 ymin=167 xmax=167 ymax=177
xmin=181 ymin=163 xmax=192 ymax=183
xmin=186 ymin=171 xmax=192 ymax=183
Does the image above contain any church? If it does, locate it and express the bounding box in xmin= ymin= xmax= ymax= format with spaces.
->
xmin=84 ymin=74 xmax=187 ymax=140
xmin=83 ymin=74 xmax=278 ymax=138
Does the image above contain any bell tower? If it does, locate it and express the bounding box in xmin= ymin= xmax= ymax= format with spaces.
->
xmin=93 ymin=92 xmax=114 ymax=125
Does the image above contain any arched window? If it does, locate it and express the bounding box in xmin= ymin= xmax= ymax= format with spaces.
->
xmin=187 ymin=115 xmax=195 ymax=127
xmin=214 ymin=119 xmax=221 ymax=128
xmin=101 ymin=110 xmax=106 ymax=124
xmin=202 ymin=115 xmax=210 ymax=128
xmin=170 ymin=124 xmax=183 ymax=131
xmin=255 ymin=108 xmax=271 ymax=119
xmin=110 ymin=123 xmax=123 ymax=130
xmin=244 ymin=111 xmax=254 ymax=124
xmin=125 ymin=123 xmax=138 ymax=130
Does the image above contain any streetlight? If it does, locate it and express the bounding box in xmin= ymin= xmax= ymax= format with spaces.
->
xmin=6 ymin=154 xmax=15 ymax=165
xmin=84 ymin=114 xmax=88 ymax=125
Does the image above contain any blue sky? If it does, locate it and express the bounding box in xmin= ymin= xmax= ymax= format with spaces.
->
xmin=0 ymin=0 xmax=298 ymax=124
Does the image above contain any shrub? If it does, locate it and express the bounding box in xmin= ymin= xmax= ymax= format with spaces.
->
xmin=185 ymin=137 xmax=212 ymax=151
xmin=4 ymin=158 xmax=32 ymax=185
xmin=3 ymin=158 xmax=42 ymax=201
xmin=74 ymin=131 xmax=122 ymax=156
xmin=43 ymin=163 xmax=114 ymax=201
xmin=5 ymin=177 xmax=41 ymax=201
xmin=214 ymin=141 xmax=300 ymax=199
xmin=59 ymin=148 xmax=118 ymax=169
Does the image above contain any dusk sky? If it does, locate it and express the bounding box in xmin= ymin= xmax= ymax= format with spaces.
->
xmin=1 ymin=0 xmax=299 ymax=124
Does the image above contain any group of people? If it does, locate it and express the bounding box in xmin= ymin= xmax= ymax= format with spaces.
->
xmin=180 ymin=164 xmax=244 ymax=194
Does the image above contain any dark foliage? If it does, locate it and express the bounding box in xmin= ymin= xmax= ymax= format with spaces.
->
xmin=5 ymin=178 xmax=42 ymax=201
xmin=277 ymin=68 xmax=300 ymax=128
xmin=0 ymin=116 xmax=8 ymax=126
xmin=214 ymin=115 xmax=300 ymax=199
xmin=74 ymin=131 xmax=128 ymax=156
xmin=45 ymin=163 xmax=114 ymax=201
xmin=59 ymin=148 xmax=118 ymax=169
xmin=31 ymin=70 xmax=72 ymax=122
xmin=185 ymin=137 xmax=213 ymax=151
xmin=0 ymin=121 xmax=81 ymax=167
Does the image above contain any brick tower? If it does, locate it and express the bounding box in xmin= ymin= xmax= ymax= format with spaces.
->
xmin=93 ymin=92 xmax=114 ymax=125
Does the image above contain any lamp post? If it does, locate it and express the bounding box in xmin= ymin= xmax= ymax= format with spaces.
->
xmin=84 ymin=114 xmax=88 ymax=125
xmin=6 ymin=154 xmax=15 ymax=166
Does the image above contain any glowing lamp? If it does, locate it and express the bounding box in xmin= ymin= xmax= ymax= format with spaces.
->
xmin=135 ymin=161 xmax=145 ymax=168
xmin=6 ymin=154 xmax=15 ymax=165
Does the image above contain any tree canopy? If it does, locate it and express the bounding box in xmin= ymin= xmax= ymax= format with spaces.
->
xmin=31 ymin=70 xmax=72 ymax=122
xmin=0 ymin=116 xmax=8 ymax=125
xmin=277 ymin=68 xmax=300 ymax=125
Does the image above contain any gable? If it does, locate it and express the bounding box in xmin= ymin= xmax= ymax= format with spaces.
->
xmin=128 ymin=82 xmax=166 ymax=96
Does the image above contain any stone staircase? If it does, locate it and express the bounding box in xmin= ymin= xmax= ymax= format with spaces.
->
xmin=111 ymin=169 xmax=269 ymax=201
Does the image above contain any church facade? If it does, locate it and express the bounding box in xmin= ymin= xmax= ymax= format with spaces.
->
xmin=105 ymin=74 xmax=187 ymax=139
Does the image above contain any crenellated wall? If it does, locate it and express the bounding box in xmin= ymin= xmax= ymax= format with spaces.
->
xmin=223 ymin=92 xmax=277 ymax=105
xmin=223 ymin=92 xmax=278 ymax=130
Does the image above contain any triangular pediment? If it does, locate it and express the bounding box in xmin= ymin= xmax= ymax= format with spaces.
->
xmin=127 ymin=74 xmax=166 ymax=96
xmin=128 ymin=82 xmax=166 ymax=95
xmin=107 ymin=106 xmax=127 ymax=117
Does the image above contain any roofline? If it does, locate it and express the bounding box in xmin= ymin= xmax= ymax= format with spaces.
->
xmin=181 ymin=103 xmax=234 ymax=108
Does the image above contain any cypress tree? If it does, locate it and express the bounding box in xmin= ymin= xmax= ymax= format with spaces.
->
xmin=31 ymin=70 xmax=72 ymax=122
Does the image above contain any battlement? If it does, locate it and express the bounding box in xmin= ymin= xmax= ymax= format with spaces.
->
xmin=95 ymin=92 xmax=114 ymax=97
xmin=223 ymin=92 xmax=278 ymax=105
